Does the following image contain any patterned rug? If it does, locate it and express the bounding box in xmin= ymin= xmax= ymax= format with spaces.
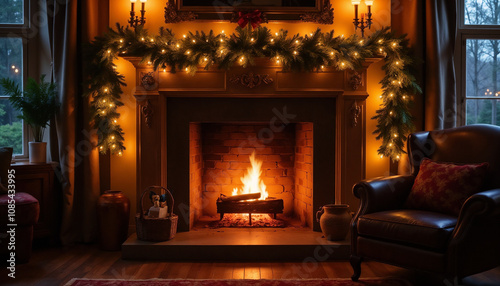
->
xmin=64 ymin=278 xmax=412 ymax=286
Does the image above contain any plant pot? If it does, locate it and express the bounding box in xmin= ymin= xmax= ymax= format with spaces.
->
xmin=29 ymin=142 xmax=47 ymax=163
xmin=316 ymin=204 xmax=351 ymax=241
xmin=98 ymin=190 xmax=130 ymax=251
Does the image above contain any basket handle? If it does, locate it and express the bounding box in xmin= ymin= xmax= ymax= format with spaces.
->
xmin=139 ymin=186 xmax=175 ymax=219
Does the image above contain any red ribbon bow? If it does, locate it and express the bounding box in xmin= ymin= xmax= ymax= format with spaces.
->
xmin=237 ymin=10 xmax=262 ymax=29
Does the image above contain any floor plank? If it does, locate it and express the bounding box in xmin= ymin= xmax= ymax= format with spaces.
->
xmin=1 ymin=244 xmax=500 ymax=286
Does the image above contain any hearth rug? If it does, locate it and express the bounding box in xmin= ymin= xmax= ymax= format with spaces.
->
xmin=64 ymin=278 xmax=412 ymax=286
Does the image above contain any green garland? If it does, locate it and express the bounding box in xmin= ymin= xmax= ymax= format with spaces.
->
xmin=85 ymin=24 xmax=421 ymax=160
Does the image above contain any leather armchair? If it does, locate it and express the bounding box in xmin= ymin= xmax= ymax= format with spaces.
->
xmin=350 ymin=124 xmax=500 ymax=284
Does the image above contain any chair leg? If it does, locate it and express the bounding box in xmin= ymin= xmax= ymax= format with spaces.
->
xmin=350 ymin=255 xmax=363 ymax=281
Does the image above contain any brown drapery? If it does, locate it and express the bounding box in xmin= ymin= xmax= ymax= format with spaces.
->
xmin=392 ymin=0 xmax=457 ymax=131
xmin=43 ymin=0 xmax=108 ymax=245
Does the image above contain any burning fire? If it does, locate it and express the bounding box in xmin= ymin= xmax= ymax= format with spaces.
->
xmin=232 ymin=151 xmax=268 ymax=200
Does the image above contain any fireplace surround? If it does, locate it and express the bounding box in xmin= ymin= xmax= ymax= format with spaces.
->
xmin=127 ymin=58 xmax=377 ymax=233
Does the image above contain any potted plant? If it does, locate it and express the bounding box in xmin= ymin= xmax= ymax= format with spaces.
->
xmin=0 ymin=75 xmax=59 ymax=163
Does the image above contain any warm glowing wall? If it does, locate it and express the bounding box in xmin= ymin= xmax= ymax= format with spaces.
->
xmin=108 ymin=0 xmax=392 ymax=221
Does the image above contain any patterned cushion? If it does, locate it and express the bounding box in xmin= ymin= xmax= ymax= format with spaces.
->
xmin=405 ymin=158 xmax=489 ymax=216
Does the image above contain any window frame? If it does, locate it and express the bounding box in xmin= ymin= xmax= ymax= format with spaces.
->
xmin=0 ymin=0 xmax=30 ymax=159
xmin=456 ymin=0 xmax=500 ymax=126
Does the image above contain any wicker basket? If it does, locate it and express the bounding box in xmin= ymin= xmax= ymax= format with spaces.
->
xmin=135 ymin=186 xmax=178 ymax=241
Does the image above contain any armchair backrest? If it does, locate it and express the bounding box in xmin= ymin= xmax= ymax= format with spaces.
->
xmin=408 ymin=124 xmax=500 ymax=190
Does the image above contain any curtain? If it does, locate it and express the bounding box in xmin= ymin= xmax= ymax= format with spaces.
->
xmin=392 ymin=0 xmax=457 ymax=131
xmin=392 ymin=0 xmax=457 ymax=174
xmin=42 ymin=0 xmax=107 ymax=245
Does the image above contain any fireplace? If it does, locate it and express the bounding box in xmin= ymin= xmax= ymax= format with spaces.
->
xmin=127 ymin=57 xmax=376 ymax=233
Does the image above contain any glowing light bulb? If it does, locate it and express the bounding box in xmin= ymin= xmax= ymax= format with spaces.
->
xmin=185 ymin=68 xmax=189 ymax=72
xmin=150 ymin=38 xmax=154 ymax=42
xmin=394 ymin=133 xmax=398 ymax=138
xmin=270 ymin=39 xmax=274 ymax=42
xmin=379 ymin=48 xmax=383 ymax=52
xmin=113 ymin=120 xmax=117 ymax=123
xmin=186 ymin=51 xmax=191 ymax=54
xmin=162 ymin=49 xmax=166 ymax=53
xmin=112 ymin=144 xmax=116 ymax=148
xmin=354 ymin=52 xmax=359 ymax=56
xmin=102 ymin=99 xmax=106 ymax=103
xmin=341 ymin=62 xmax=345 ymax=67
xmin=330 ymin=51 xmax=334 ymax=55
xmin=192 ymin=39 xmax=196 ymax=43
xmin=183 ymin=35 xmax=186 ymax=38
xmin=389 ymin=143 xmax=393 ymax=147
xmin=275 ymin=32 xmax=279 ymax=36
xmin=402 ymin=95 xmax=407 ymax=100
xmin=390 ymin=93 xmax=393 ymax=97
xmin=396 ymin=61 xmax=400 ymax=65
xmin=378 ymin=39 xmax=383 ymax=43
xmin=396 ymin=155 xmax=401 ymax=160
xmin=107 ymin=49 xmax=111 ymax=54
xmin=99 ymin=146 xmax=103 ymax=150
xmin=239 ymin=57 xmax=244 ymax=62
xmin=204 ymin=57 xmax=208 ymax=61
xmin=392 ymin=42 xmax=397 ymax=47
xmin=111 ymin=136 xmax=115 ymax=140
xmin=251 ymin=38 xmax=254 ymax=42
xmin=147 ymin=61 xmax=152 ymax=65
xmin=389 ymin=111 xmax=393 ymax=115
xmin=119 ymin=39 xmax=123 ymax=43
xmin=101 ymin=110 xmax=105 ymax=114
xmin=380 ymin=155 xmax=384 ymax=159
xmin=295 ymin=40 xmax=299 ymax=44
xmin=321 ymin=65 xmax=325 ymax=69
xmin=141 ymin=37 xmax=145 ymax=41
xmin=11 ymin=65 xmax=15 ymax=69
xmin=220 ymin=38 xmax=224 ymax=42
xmin=276 ymin=60 xmax=280 ymax=64
xmin=359 ymin=40 xmax=364 ymax=44
xmin=118 ymin=151 xmax=123 ymax=156
xmin=293 ymin=51 xmax=298 ymax=55
xmin=221 ymin=30 xmax=225 ymax=34
xmin=176 ymin=44 xmax=180 ymax=48
xmin=109 ymin=103 xmax=113 ymax=107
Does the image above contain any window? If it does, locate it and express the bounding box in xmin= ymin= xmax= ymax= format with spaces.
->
xmin=0 ymin=0 xmax=26 ymax=156
xmin=458 ymin=0 xmax=500 ymax=126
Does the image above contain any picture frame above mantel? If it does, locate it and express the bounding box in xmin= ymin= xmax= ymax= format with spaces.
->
xmin=164 ymin=0 xmax=334 ymax=24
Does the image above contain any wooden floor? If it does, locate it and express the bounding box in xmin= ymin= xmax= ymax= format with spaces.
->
xmin=1 ymin=244 xmax=500 ymax=286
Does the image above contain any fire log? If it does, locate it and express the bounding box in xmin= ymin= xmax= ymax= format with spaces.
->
xmin=218 ymin=193 xmax=261 ymax=202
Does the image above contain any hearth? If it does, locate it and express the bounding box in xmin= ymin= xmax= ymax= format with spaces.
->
xmin=128 ymin=57 xmax=375 ymax=235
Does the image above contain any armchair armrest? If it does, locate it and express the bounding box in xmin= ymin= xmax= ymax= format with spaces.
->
xmin=453 ymin=189 xmax=500 ymax=238
xmin=352 ymin=175 xmax=415 ymax=216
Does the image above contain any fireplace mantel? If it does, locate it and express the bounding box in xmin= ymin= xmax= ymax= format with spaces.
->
xmin=125 ymin=57 xmax=378 ymax=232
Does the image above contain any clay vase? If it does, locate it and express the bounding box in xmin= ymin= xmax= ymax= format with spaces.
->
xmin=316 ymin=204 xmax=351 ymax=241
xmin=97 ymin=190 xmax=130 ymax=251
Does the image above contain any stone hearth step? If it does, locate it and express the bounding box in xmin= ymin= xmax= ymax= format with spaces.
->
xmin=122 ymin=228 xmax=349 ymax=261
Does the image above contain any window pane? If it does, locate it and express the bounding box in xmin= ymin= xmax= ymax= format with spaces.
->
xmin=464 ymin=0 xmax=500 ymax=25
xmin=0 ymin=37 xmax=23 ymax=155
xmin=466 ymin=99 xmax=500 ymax=125
xmin=465 ymin=39 xmax=500 ymax=98
xmin=0 ymin=98 xmax=23 ymax=154
xmin=0 ymin=0 xmax=23 ymax=24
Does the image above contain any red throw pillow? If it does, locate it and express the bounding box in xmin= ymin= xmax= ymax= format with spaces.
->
xmin=405 ymin=158 xmax=489 ymax=216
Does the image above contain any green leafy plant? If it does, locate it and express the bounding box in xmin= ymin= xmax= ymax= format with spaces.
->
xmin=0 ymin=75 xmax=59 ymax=142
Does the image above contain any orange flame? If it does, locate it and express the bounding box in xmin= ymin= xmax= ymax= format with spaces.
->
xmin=232 ymin=151 xmax=268 ymax=200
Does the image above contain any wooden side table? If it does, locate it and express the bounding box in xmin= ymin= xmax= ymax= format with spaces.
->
xmin=10 ymin=162 xmax=59 ymax=240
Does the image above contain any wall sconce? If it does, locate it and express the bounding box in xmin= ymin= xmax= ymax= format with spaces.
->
xmin=129 ymin=0 xmax=147 ymax=28
xmin=352 ymin=0 xmax=373 ymax=37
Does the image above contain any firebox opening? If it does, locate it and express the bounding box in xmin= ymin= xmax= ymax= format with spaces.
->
xmin=189 ymin=122 xmax=313 ymax=229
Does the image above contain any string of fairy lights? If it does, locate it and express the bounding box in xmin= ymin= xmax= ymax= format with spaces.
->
xmin=85 ymin=24 xmax=421 ymax=161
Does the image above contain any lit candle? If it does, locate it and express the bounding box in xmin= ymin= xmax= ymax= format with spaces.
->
xmin=352 ymin=0 xmax=361 ymax=19
xmin=365 ymin=0 xmax=373 ymax=17
xmin=130 ymin=0 xmax=136 ymax=12
xmin=140 ymin=0 xmax=146 ymax=11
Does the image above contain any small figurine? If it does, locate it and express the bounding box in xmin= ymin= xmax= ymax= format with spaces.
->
xmin=148 ymin=193 xmax=168 ymax=218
